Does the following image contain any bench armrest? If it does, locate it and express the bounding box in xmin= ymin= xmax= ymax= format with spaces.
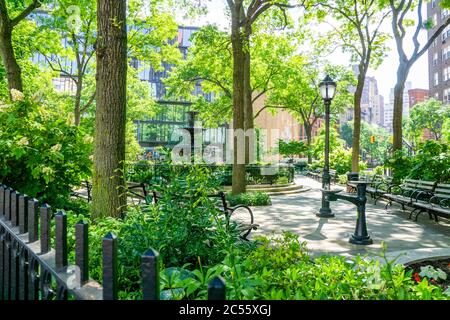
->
xmin=411 ymin=190 xmax=433 ymax=203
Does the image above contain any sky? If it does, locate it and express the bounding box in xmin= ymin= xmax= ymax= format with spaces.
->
xmin=177 ymin=0 xmax=430 ymax=102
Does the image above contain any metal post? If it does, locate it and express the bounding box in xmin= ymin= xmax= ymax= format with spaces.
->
xmin=317 ymin=99 xmax=334 ymax=218
xmin=349 ymin=183 xmax=373 ymax=245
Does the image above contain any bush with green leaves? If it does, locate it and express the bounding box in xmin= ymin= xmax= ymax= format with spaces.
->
xmin=64 ymin=165 xmax=252 ymax=299
xmin=0 ymin=92 xmax=92 ymax=208
xmin=310 ymin=148 xmax=367 ymax=175
xmin=227 ymin=191 xmax=272 ymax=206
xmin=385 ymin=140 xmax=450 ymax=183
xmin=151 ymin=232 xmax=449 ymax=300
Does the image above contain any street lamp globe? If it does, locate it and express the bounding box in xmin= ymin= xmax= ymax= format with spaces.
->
xmin=319 ymin=75 xmax=337 ymax=101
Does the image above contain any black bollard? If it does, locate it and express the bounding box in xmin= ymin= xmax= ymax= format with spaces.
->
xmin=349 ymin=182 xmax=373 ymax=245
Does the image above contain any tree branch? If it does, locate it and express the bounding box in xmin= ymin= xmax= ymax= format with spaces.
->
xmin=10 ymin=0 xmax=41 ymax=27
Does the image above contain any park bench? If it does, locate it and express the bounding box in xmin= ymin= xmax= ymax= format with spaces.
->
xmin=149 ymin=188 xmax=258 ymax=240
xmin=71 ymin=180 xmax=148 ymax=204
xmin=71 ymin=181 xmax=258 ymax=239
xmin=306 ymin=168 xmax=336 ymax=183
xmin=382 ymin=179 xmax=437 ymax=212
xmin=347 ymin=174 xmax=392 ymax=204
xmin=381 ymin=179 xmax=435 ymax=210
xmin=406 ymin=183 xmax=450 ymax=222
xmin=307 ymin=168 xmax=322 ymax=181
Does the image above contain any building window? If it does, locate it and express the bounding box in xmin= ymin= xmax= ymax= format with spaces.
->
xmin=435 ymin=92 xmax=440 ymax=99
xmin=444 ymin=67 xmax=450 ymax=81
xmin=434 ymin=72 xmax=439 ymax=86
xmin=434 ymin=13 xmax=438 ymax=26
xmin=442 ymin=25 xmax=450 ymax=41
xmin=432 ymin=0 xmax=437 ymax=8
xmin=442 ymin=9 xmax=449 ymax=20
xmin=433 ymin=52 xmax=439 ymax=66
xmin=444 ymin=88 xmax=450 ymax=102
xmin=443 ymin=46 xmax=450 ymax=60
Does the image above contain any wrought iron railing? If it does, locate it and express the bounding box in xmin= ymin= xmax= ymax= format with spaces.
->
xmin=0 ymin=184 xmax=226 ymax=300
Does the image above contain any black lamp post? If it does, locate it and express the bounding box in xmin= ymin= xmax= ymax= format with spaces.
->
xmin=316 ymin=75 xmax=337 ymax=218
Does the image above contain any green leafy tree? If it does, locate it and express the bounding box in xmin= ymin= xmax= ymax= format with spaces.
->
xmin=406 ymin=98 xmax=450 ymax=143
xmin=0 ymin=93 xmax=91 ymax=207
xmin=224 ymin=0 xmax=302 ymax=195
xmin=278 ymin=139 xmax=308 ymax=161
xmin=267 ymin=55 xmax=355 ymax=163
xmin=166 ymin=22 xmax=299 ymax=194
xmin=312 ymin=0 xmax=391 ymax=172
xmin=389 ymin=0 xmax=450 ymax=151
xmin=0 ymin=0 xmax=44 ymax=95
xmin=340 ymin=121 xmax=391 ymax=166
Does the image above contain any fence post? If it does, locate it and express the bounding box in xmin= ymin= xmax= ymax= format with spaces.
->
xmin=75 ymin=220 xmax=89 ymax=284
xmin=11 ymin=191 xmax=19 ymax=227
xmin=102 ymin=232 xmax=118 ymax=300
xmin=208 ymin=276 xmax=226 ymax=300
xmin=55 ymin=211 xmax=68 ymax=270
xmin=0 ymin=185 xmax=5 ymax=217
xmin=5 ymin=188 xmax=11 ymax=221
xmin=19 ymin=195 xmax=28 ymax=234
xmin=40 ymin=204 xmax=51 ymax=254
xmin=141 ymin=248 xmax=160 ymax=300
xmin=28 ymin=199 xmax=39 ymax=243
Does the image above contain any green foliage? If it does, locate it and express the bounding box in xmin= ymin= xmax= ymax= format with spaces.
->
xmin=340 ymin=121 xmax=391 ymax=165
xmin=310 ymin=147 xmax=367 ymax=175
xmin=227 ymin=191 xmax=272 ymax=207
xmin=311 ymin=124 xmax=346 ymax=159
xmin=419 ymin=266 xmax=447 ymax=282
xmin=166 ymin=26 xmax=299 ymax=126
xmin=278 ymin=139 xmax=307 ymax=160
xmin=310 ymin=124 xmax=366 ymax=174
xmin=0 ymin=93 xmax=91 ymax=207
xmin=65 ymin=165 xmax=249 ymax=299
xmin=385 ymin=140 xmax=450 ymax=182
xmin=218 ymin=233 xmax=448 ymax=300
xmin=406 ymin=99 xmax=450 ymax=145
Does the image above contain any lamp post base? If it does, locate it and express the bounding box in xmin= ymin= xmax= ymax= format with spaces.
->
xmin=316 ymin=207 xmax=334 ymax=218
xmin=349 ymin=234 xmax=373 ymax=245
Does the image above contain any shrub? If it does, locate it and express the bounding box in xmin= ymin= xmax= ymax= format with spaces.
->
xmin=310 ymin=148 xmax=367 ymax=175
xmin=227 ymin=191 xmax=272 ymax=206
xmin=0 ymin=92 xmax=92 ymax=208
xmin=154 ymin=232 xmax=449 ymax=300
xmin=385 ymin=140 xmax=450 ymax=182
xmin=64 ymin=165 xmax=251 ymax=299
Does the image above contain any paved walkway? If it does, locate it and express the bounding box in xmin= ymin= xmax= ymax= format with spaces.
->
xmin=250 ymin=175 xmax=450 ymax=259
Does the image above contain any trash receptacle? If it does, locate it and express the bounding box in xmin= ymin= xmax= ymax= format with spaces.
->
xmin=346 ymin=172 xmax=359 ymax=193
xmin=347 ymin=172 xmax=359 ymax=182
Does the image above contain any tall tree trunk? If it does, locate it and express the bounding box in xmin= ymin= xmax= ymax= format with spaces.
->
xmin=0 ymin=22 xmax=23 ymax=94
xmin=351 ymin=64 xmax=366 ymax=172
xmin=243 ymin=31 xmax=254 ymax=165
xmin=231 ymin=6 xmax=246 ymax=195
xmin=92 ymin=0 xmax=127 ymax=218
xmin=304 ymin=123 xmax=313 ymax=164
xmin=392 ymin=65 xmax=409 ymax=151
xmin=74 ymin=77 xmax=83 ymax=126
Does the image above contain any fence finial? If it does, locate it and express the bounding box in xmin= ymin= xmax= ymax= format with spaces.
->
xmin=102 ymin=232 xmax=118 ymax=300
xmin=141 ymin=248 xmax=160 ymax=300
xmin=208 ymin=276 xmax=226 ymax=300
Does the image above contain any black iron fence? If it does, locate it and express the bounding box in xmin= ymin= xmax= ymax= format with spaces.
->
xmin=0 ymin=184 xmax=226 ymax=300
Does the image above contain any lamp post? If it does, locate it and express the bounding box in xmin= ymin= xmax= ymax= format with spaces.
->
xmin=316 ymin=75 xmax=337 ymax=218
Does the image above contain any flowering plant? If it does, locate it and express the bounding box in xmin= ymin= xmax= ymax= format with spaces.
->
xmin=0 ymin=90 xmax=92 ymax=207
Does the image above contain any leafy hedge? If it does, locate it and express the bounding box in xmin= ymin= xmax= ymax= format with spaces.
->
xmin=385 ymin=140 xmax=450 ymax=183
xmin=227 ymin=191 xmax=271 ymax=206
xmin=0 ymin=92 xmax=91 ymax=208
xmin=125 ymin=162 xmax=295 ymax=186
